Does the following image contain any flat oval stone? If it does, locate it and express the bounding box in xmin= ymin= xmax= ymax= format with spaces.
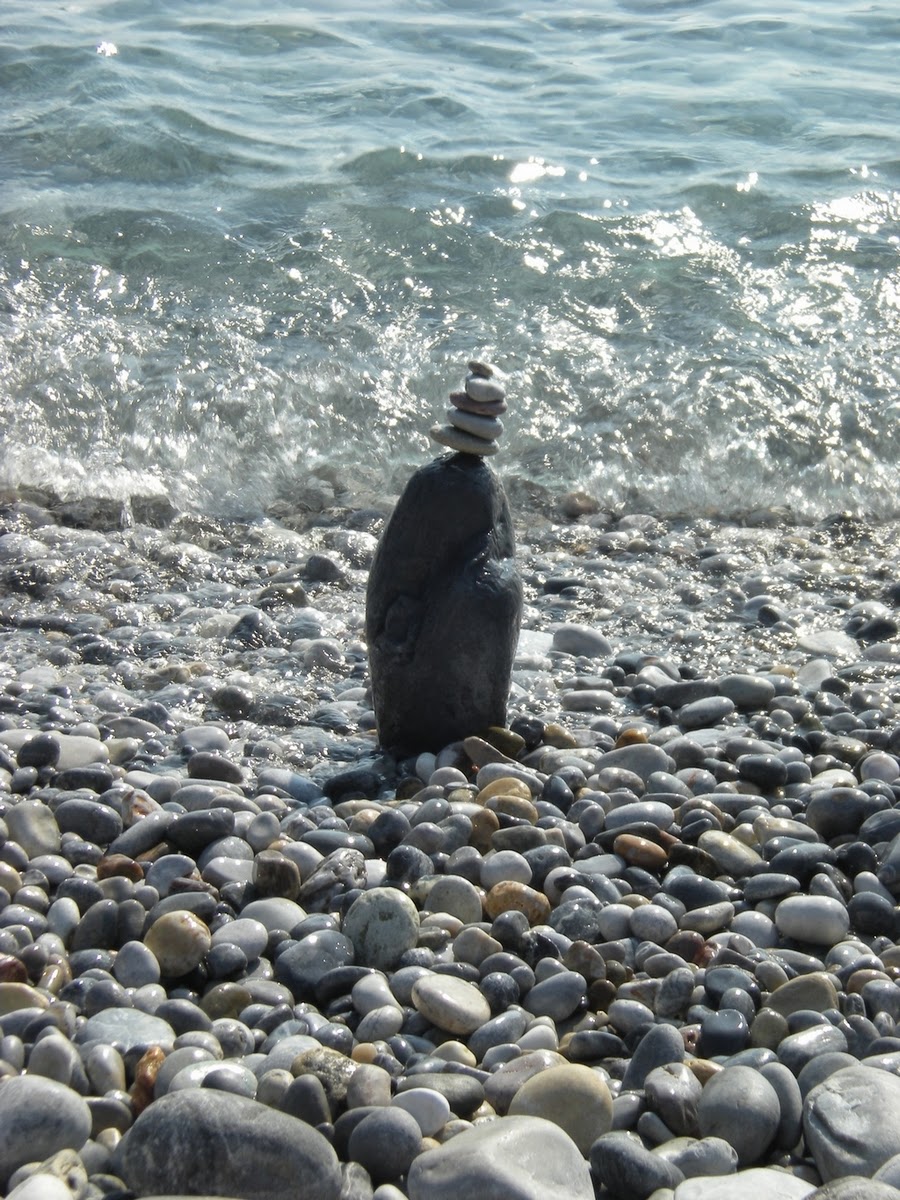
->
xmin=450 ymin=391 xmax=507 ymax=416
xmin=240 ymin=898 xmax=307 ymax=932
xmin=448 ymin=408 xmax=504 ymax=440
xmin=464 ymin=373 xmax=505 ymax=404
xmin=698 ymin=832 xmax=762 ymax=875
xmin=211 ymin=917 xmax=269 ymax=962
xmin=396 ymin=1072 xmax=484 ymax=1119
xmin=613 ymin=834 xmax=669 ymax=871
xmin=430 ymin=425 xmax=499 ymax=455
xmin=480 ymin=850 xmax=532 ymax=890
xmin=630 ymin=903 xmax=678 ymax=943
xmin=606 ymin=801 xmax=676 ymax=831
xmin=392 ymin=1087 xmax=452 ymax=1136
xmin=523 ymin=971 xmax=586 ymax=1021
xmin=643 ymin=1062 xmax=702 ymax=1137
xmin=680 ymin=901 xmax=735 ymax=935
xmin=595 ymin=744 xmax=671 ymax=782
xmin=760 ymin=1060 xmax=803 ymax=1150
xmin=774 ymin=896 xmax=850 ymax=945
xmin=766 ymin=972 xmax=840 ymax=1017
xmin=411 ymin=974 xmax=490 ymax=1035
xmin=81 ymin=1008 xmax=177 ymax=1052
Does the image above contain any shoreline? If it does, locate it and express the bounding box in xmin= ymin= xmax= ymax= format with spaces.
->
xmin=2 ymin=486 xmax=900 ymax=1197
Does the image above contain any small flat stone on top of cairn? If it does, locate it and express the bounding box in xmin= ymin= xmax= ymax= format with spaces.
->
xmin=430 ymin=361 xmax=506 ymax=456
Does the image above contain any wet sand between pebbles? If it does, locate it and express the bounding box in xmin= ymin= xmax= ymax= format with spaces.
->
xmin=2 ymin=492 xmax=900 ymax=1199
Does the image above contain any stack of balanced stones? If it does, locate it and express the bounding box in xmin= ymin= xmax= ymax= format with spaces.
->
xmin=430 ymin=360 xmax=506 ymax=456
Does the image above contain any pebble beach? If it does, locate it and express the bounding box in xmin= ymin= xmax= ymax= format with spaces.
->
xmin=3 ymin=482 xmax=900 ymax=1200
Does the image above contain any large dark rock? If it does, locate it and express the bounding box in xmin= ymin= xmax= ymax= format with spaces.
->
xmin=112 ymin=1089 xmax=341 ymax=1200
xmin=366 ymin=452 xmax=522 ymax=754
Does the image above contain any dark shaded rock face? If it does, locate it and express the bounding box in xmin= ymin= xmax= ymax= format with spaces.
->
xmin=366 ymin=452 xmax=522 ymax=755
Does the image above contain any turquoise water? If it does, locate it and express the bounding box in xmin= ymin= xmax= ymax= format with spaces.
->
xmin=1 ymin=0 xmax=898 ymax=518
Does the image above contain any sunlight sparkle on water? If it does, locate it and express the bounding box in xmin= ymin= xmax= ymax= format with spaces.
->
xmin=509 ymin=158 xmax=566 ymax=184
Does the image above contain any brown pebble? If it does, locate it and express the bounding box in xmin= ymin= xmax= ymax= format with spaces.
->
xmin=686 ymin=1058 xmax=722 ymax=1085
xmin=470 ymin=808 xmax=500 ymax=853
xmin=122 ymin=788 xmax=160 ymax=823
xmin=484 ymin=726 xmax=526 ymax=759
xmin=615 ymin=728 xmax=648 ymax=747
xmin=0 ymin=955 xmax=28 ymax=984
xmin=97 ymin=854 xmax=144 ymax=882
xmin=253 ymin=850 xmax=302 ymax=900
xmin=564 ymin=940 xmax=607 ymax=983
xmin=477 ymin=776 xmax=533 ymax=803
xmin=135 ymin=841 xmax=177 ymax=864
xmin=666 ymin=843 xmax=720 ymax=878
xmin=129 ymin=1045 xmax=166 ymax=1114
xmin=613 ymin=834 xmax=668 ymax=871
xmin=588 ymin=979 xmax=617 ymax=1011
xmin=847 ymin=968 xmax=891 ymax=993
xmin=604 ymin=961 xmax=632 ymax=988
xmin=396 ymin=777 xmax=425 ymax=800
xmin=351 ymin=1043 xmax=379 ymax=1064
xmin=485 ymin=795 xmax=538 ymax=824
xmin=484 ymin=880 xmax=551 ymax=925
xmin=750 ymin=1008 xmax=789 ymax=1050
xmin=348 ymin=809 xmax=383 ymax=835
xmin=664 ymin=930 xmax=708 ymax=964
xmin=465 ymin=736 xmax=518 ymax=768
xmin=291 ymin=1047 xmax=359 ymax=1116
xmin=39 ymin=954 xmax=72 ymax=994
xmin=169 ymin=876 xmax=216 ymax=897
xmin=542 ymin=723 xmax=578 ymax=750
xmin=200 ymin=982 xmax=252 ymax=1020
xmin=560 ymin=491 xmax=601 ymax=519
xmin=446 ymin=786 xmax=477 ymax=804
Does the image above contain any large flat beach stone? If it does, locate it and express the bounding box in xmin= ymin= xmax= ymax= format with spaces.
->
xmin=673 ymin=1167 xmax=816 ymax=1198
xmin=0 ymin=1076 xmax=91 ymax=1188
xmin=803 ymin=1065 xmax=900 ymax=1181
xmin=113 ymin=1089 xmax=341 ymax=1200
xmin=407 ymin=1114 xmax=593 ymax=1200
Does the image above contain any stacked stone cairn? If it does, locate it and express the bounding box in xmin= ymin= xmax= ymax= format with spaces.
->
xmin=430 ymin=360 xmax=506 ymax=456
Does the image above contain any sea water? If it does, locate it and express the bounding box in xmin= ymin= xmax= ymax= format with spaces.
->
xmin=1 ymin=0 xmax=898 ymax=520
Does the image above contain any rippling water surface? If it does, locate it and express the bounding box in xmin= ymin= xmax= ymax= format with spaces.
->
xmin=1 ymin=0 xmax=899 ymax=518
